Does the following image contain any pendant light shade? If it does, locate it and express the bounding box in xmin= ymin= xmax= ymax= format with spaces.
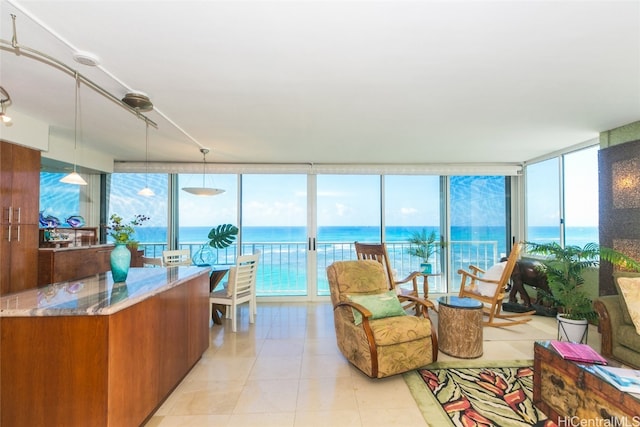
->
xmin=60 ymin=171 xmax=87 ymax=185
xmin=182 ymin=148 xmax=225 ymax=196
xmin=0 ymin=86 xmax=12 ymax=125
xmin=138 ymin=121 xmax=155 ymax=196
xmin=138 ymin=187 xmax=155 ymax=197
xmin=60 ymin=73 xmax=87 ymax=186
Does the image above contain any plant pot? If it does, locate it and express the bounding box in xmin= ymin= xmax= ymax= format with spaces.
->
xmin=420 ymin=262 xmax=432 ymax=274
xmin=557 ymin=314 xmax=588 ymax=343
xmin=110 ymin=243 xmax=131 ymax=283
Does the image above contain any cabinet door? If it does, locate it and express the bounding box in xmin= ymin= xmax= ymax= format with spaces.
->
xmin=7 ymin=225 xmax=39 ymax=294
xmin=0 ymin=142 xmax=41 ymax=295
xmin=0 ymin=142 xmax=12 ymax=224
xmin=9 ymin=143 xmax=40 ymax=225
xmin=0 ymin=223 xmax=10 ymax=294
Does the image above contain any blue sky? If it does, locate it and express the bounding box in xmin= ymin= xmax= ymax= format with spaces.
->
xmin=48 ymin=146 xmax=599 ymax=232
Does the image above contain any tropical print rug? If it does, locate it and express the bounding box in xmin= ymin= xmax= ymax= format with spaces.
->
xmin=404 ymin=361 xmax=557 ymax=427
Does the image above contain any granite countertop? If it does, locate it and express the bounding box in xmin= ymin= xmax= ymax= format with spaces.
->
xmin=0 ymin=266 xmax=210 ymax=317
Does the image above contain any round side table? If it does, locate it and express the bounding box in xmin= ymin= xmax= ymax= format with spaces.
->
xmin=437 ymin=296 xmax=484 ymax=358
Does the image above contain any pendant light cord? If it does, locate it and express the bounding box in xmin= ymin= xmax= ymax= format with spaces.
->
xmin=73 ymin=72 xmax=79 ymax=173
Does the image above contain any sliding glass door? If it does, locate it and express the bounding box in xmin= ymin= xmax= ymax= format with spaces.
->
xmin=241 ymin=174 xmax=308 ymax=296
xmin=315 ymin=175 xmax=381 ymax=296
xmin=178 ymin=173 xmax=238 ymax=265
xmin=384 ymin=175 xmax=444 ymax=293
xmin=449 ymin=176 xmax=508 ymax=292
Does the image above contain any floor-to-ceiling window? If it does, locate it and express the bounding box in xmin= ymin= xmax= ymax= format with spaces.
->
xmin=525 ymin=144 xmax=599 ymax=248
xmin=449 ymin=176 xmax=508 ymax=292
xmin=563 ymin=146 xmax=599 ymax=246
xmin=241 ymin=174 xmax=307 ymax=297
xmin=316 ymin=175 xmax=381 ymax=296
xmin=526 ymin=158 xmax=561 ymax=245
xmin=384 ymin=175 xmax=444 ymax=293
xmin=106 ymin=170 xmax=514 ymax=297
xmin=178 ymin=173 xmax=238 ymax=265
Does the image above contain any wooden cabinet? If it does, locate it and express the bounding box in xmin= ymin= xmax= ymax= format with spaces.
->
xmin=38 ymin=245 xmax=113 ymax=286
xmin=0 ymin=141 xmax=40 ymax=295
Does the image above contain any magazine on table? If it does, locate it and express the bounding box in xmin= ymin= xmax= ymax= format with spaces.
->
xmin=549 ymin=340 xmax=608 ymax=365
xmin=591 ymin=365 xmax=640 ymax=394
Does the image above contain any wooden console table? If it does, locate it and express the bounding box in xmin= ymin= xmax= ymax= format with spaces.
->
xmin=533 ymin=340 xmax=640 ymax=423
xmin=0 ymin=266 xmax=211 ymax=427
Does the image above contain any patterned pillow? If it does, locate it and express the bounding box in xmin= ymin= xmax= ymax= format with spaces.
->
xmin=348 ymin=290 xmax=406 ymax=325
xmin=617 ymin=277 xmax=640 ymax=335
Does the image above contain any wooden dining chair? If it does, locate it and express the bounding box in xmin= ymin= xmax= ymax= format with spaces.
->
xmin=209 ymin=252 xmax=260 ymax=332
xmin=354 ymin=242 xmax=436 ymax=313
xmin=458 ymin=242 xmax=535 ymax=327
xmin=162 ymin=249 xmax=192 ymax=266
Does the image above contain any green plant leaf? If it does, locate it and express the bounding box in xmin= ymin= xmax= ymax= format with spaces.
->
xmin=207 ymin=224 xmax=239 ymax=249
xmin=406 ymin=229 xmax=440 ymax=262
xmin=524 ymin=241 xmax=640 ymax=321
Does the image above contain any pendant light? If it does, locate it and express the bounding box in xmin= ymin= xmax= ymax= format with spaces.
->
xmin=0 ymin=86 xmax=12 ymax=125
xmin=181 ymin=148 xmax=225 ymax=196
xmin=60 ymin=73 xmax=87 ymax=185
xmin=137 ymin=120 xmax=155 ymax=196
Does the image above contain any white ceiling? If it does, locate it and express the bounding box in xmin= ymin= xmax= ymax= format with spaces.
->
xmin=1 ymin=0 xmax=639 ymax=168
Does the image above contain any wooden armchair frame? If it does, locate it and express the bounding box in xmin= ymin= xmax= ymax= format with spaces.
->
xmin=458 ymin=242 xmax=535 ymax=327
xmin=354 ymin=241 xmax=436 ymax=312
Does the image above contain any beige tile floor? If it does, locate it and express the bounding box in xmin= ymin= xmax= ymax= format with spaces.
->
xmin=144 ymin=300 xmax=602 ymax=427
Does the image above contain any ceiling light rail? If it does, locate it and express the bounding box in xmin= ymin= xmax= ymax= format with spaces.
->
xmin=0 ymin=13 xmax=157 ymax=128
xmin=4 ymin=3 xmax=208 ymax=152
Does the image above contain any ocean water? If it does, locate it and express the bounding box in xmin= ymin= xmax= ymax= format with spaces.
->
xmin=135 ymin=225 xmax=597 ymax=248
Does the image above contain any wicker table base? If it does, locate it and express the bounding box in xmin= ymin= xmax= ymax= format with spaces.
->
xmin=437 ymin=296 xmax=483 ymax=358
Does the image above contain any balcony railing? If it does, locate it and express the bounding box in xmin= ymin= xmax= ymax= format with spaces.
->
xmin=139 ymin=240 xmax=500 ymax=297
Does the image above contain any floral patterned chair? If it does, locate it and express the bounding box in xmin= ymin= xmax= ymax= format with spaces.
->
xmin=326 ymin=260 xmax=438 ymax=378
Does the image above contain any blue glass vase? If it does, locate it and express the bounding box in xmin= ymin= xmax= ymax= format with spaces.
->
xmin=110 ymin=243 xmax=131 ymax=283
xmin=192 ymin=243 xmax=217 ymax=266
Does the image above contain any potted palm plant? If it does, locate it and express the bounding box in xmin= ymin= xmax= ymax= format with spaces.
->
xmin=526 ymin=242 xmax=640 ymax=343
xmin=406 ymin=229 xmax=441 ymax=274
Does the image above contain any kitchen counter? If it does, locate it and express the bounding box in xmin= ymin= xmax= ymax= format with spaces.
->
xmin=0 ymin=266 xmax=211 ymax=427
xmin=2 ymin=265 xmax=209 ymax=316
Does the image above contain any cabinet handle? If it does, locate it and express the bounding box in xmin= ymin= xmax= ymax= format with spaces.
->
xmin=15 ymin=207 xmax=20 ymax=223
xmin=7 ymin=206 xmax=12 ymax=224
xmin=16 ymin=225 xmax=20 ymax=242
xmin=7 ymin=225 xmax=11 ymax=242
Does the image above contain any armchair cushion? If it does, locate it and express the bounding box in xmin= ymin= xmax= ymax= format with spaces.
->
xmin=348 ymin=290 xmax=406 ymax=325
xmin=617 ymin=277 xmax=640 ymax=335
xmin=613 ymin=271 xmax=640 ymax=325
xmin=370 ymin=315 xmax=432 ymax=346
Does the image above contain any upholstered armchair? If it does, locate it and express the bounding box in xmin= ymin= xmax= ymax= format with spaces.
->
xmin=326 ymin=260 xmax=438 ymax=378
